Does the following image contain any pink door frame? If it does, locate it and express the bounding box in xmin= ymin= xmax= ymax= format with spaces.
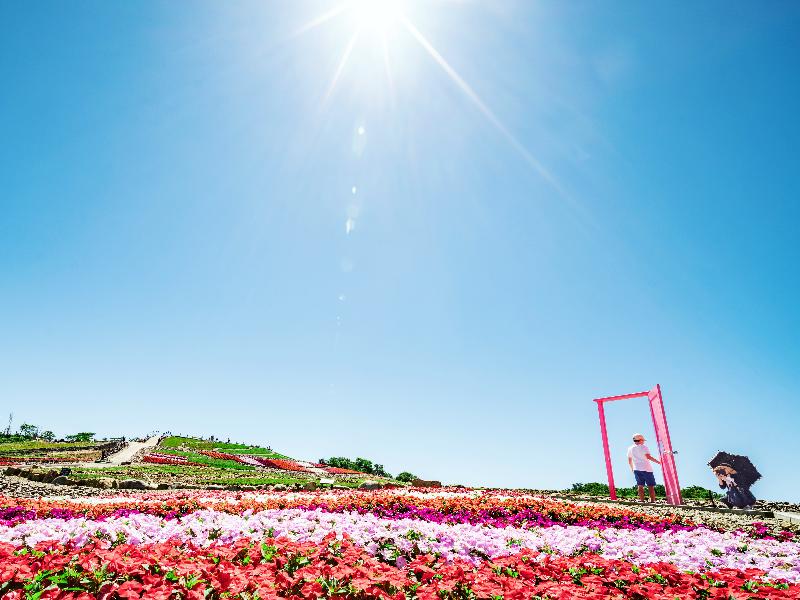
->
xmin=593 ymin=385 xmax=683 ymax=505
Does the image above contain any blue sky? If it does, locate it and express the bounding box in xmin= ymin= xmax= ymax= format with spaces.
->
xmin=1 ymin=1 xmax=798 ymax=500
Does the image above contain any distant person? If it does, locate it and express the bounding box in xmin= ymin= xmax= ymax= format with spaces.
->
xmin=627 ymin=433 xmax=661 ymax=502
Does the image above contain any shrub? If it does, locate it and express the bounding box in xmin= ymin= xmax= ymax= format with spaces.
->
xmin=681 ymin=485 xmax=722 ymax=499
xmin=320 ymin=456 xmax=390 ymax=478
xmin=569 ymin=482 xmax=721 ymax=500
xmin=65 ymin=432 xmax=95 ymax=443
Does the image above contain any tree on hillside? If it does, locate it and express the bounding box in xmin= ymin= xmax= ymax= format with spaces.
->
xmin=65 ymin=432 xmax=95 ymax=443
xmin=396 ymin=472 xmax=417 ymax=483
xmin=18 ymin=423 xmax=39 ymax=439
xmin=320 ymin=456 xmax=390 ymax=477
xmin=40 ymin=430 xmax=55 ymax=442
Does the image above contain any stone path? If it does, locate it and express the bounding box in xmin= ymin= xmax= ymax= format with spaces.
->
xmin=104 ymin=435 xmax=161 ymax=465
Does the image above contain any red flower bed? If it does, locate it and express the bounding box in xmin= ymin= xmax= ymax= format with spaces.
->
xmin=323 ymin=466 xmax=363 ymax=475
xmin=142 ymin=455 xmax=204 ymax=467
xmin=255 ymin=457 xmax=311 ymax=472
xmin=1 ymin=534 xmax=796 ymax=599
xmin=197 ymin=449 xmax=244 ymax=462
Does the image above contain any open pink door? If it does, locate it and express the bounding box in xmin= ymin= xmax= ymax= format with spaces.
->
xmin=594 ymin=384 xmax=682 ymax=506
xmin=648 ymin=385 xmax=682 ymax=505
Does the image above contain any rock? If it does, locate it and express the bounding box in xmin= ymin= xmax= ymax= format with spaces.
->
xmin=4 ymin=467 xmax=21 ymax=476
xmin=51 ymin=476 xmax=71 ymax=485
xmin=97 ymin=477 xmax=117 ymax=489
xmin=411 ymin=479 xmax=442 ymax=488
xmin=157 ymin=483 xmax=171 ymax=490
xmin=359 ymin=481 xmax=383 ymax=490
xmin=119 ymin=479 xmax=149 ymax=490
xmin=273 ymin=484 xmax=287 ymax=491
xmin=303 ymin=481 xmax=318 ymax=491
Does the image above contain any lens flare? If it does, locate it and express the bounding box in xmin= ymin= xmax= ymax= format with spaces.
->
xmin=350 ymin=0 xmax=404 ymax=31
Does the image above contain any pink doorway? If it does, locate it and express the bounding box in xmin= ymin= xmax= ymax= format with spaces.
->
xmin=593 ymin=385 xmax=682 ymax=505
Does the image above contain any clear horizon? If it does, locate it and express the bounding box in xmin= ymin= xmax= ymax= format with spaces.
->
xmin=1 ymin=1 xmax=798 ymax=501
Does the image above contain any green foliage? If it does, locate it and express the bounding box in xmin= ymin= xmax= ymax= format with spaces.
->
xmin=65 ymin=432 xmax=95 ymax=443
xmin=396 ymin=471 xmax=417 ymax=483
xmin=320 ymin=456 xmax=390 ymax=477
xmin=67 ymin=464 xmax=366 ymax=489
xmin=159 ymin=436 xmax=289 ymax=459
xmin=0 ymin=440 xmax=100 ymax=452
xmin=18 ymin=423 xmax=39 ymax=438
xmin=681 ymin=485 xmax=722 ymax=500
xmin=568 ymin=482 xmax=721 ymax=499
xmin=0 ymin=434 xmax=41 ymax=444
xmin=40 ymin=430 xmax=55 ymax=442
xmin=570 ymin=482 xmax=667 ymax=498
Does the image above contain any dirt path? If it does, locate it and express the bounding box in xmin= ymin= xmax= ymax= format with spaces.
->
xmin=104 ymin=435 xmax=161 ymax=465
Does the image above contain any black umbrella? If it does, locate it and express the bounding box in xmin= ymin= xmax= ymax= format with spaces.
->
xmin=708 ymin=451 xmax=762 ymax=489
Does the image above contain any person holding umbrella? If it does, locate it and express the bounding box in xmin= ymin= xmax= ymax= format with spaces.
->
xmin=709 ymin=452 xmax=760 ymax=509
xmin=627 ymin=433 xmax=661 ymax=502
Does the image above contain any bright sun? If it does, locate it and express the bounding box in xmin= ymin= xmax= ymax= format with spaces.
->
xmin=350 ymin=0 xmax=404 ymax=31
xmin=296 ymin=0 xmax=563 ymax=193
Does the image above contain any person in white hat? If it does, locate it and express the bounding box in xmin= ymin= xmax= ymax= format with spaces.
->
xmin=627 ymin=433 xmax=661 ymax=502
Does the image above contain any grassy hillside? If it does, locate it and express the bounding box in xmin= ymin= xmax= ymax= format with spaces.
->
xmin=2 ymin=432 xmax=404 ymax=489
xmin=159 ymin=436 xmax=290 ymax=458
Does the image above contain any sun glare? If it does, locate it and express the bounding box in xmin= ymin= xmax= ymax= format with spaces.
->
xmin=295 ymin=0 xmax=563 ymax=195
xmin=350 ymin=0 xmax=404 ymax=31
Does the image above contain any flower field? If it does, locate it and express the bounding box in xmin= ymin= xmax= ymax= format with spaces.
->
xmin=1 ymin=489 xmax=798 ymax=599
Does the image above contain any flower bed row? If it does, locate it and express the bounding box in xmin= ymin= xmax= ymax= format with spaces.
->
xmin=142 ymin=454 xmax=204 ymax=467
xmin=1 ymin=534 xmax=797 ymax=599
xmin=321 ymin=466 xmax=363 ymax=475
xmin=180 ymin=449 xmax=314 ymax=472
xmin=2 ymin=488 xmax=795 ymax=540
xmin=0 ymin=489 xmax=702 ymax=531
xmin=196 ymin=449 xmax=244 ymax=462
xmin=2 ymin=508 xmax=798 ymax=581
xmin=257 ymin=458 xmax=312 ymax=472
xmin=151 ymin=447 xmax=368 ymax=476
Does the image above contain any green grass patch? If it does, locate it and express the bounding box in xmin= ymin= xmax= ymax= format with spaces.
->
xmin=68 ymin=465 xmax=333 ymax=488
xmin=158 ymin=436 xmax=289 ymax=459
xmin=156 ymin=449 xmax=255 ymax=470
xmin=0 ymin=440 xmax=102 ymax=452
